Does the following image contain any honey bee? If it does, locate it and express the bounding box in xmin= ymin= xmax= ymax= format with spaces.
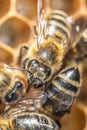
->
xmin=0 ymin=63 xmax=27 ymax=106
xmin=64 ymin=28 xmax=87 ymax=74
xmin=17 ymin=9 xmax=81 ymax=121
xmin=18 ymin=9 xmax=72 ymax=88
xmin=0 ymin=107 xmax=59 ymax=130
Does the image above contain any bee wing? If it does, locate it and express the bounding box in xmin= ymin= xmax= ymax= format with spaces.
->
xmin=2 ymin=90 xmax=47 ymax=118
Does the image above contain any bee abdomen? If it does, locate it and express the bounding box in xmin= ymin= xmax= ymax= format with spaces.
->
xmin=55 ymin=77 xmax=78 ymax=93
xmin=11 ymin=112 xmax=59 ymax=130
xmin=41 ymin=67 xmax=81 ymax=118
xmin=56 ymin=67 xmax=80 ymax=96
xmin=47 ymin=67 xmax=80 ymax=98
xmin=47 ymin=10 xmax=71 ymax=44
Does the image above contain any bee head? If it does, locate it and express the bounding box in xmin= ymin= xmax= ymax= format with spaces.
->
xmin=24 ymin=59 xmax=51 ymax=88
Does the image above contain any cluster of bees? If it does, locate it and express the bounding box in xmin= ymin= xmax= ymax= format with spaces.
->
xmin=0 ymin=8 xmax=87 ymax=130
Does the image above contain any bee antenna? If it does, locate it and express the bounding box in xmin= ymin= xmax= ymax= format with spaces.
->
xmin=6 ymin=66 xmax=32 ymax=75
xmin=6 ymin=66 xmax=25 ymax=71
xmin=6 ymin=66 xmax=45 ymax=89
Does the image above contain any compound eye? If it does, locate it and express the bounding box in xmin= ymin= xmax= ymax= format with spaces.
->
xmin=15 ymin=81 xmax=23 ymax=89
xmin=5 ymin=92 xmax=18 ymax=103
xmin=39 ymin=66 xmax=51 ymax=79
xmin=5 ymin=82 xmax=23 ymax=103
xmin=28 ymin=59 xmax=39 ymax=72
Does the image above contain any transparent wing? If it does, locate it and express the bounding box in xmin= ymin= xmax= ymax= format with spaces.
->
xmin=2 ymin=90 xmax=47 ymax=118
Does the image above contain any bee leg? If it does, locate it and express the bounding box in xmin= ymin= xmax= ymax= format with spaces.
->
xmin=17 ymin=45 xmax=29 ymax=66
xmin=33 ymin=25 xmax=38 ymax=36
xmin=57 ymin=121 xmax=61 ymax=129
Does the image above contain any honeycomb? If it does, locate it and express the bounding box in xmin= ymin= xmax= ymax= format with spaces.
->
xmin=0 ymin=0 xmax=87 ymax=130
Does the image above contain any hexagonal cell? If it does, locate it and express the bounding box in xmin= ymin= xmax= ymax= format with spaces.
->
xmin=0 ymin=17 xmax=31 ymax=47
xmin=0 ymin=42 xmax=14 ymax=64
xmin=16 ymin=0 xmax=37 ymax=20
xmin=50 ymin=0 xmax=80 ymax=15
xmin=61 ymin=103 xmax=86 ymax=130
xmin=0 ymin=0 xmax=10 ymax=18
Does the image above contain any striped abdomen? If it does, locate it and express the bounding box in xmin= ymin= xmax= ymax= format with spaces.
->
xmin=41 ymin=67 xmax=81 ymax=120
xmin=47 ymin=10 xmax=71 ymax=46
xmin=0 ymin=112 xmax=59 ymax=130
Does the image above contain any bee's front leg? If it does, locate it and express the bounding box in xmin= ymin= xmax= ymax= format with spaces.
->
xmin=17 ymin=45 xmax=29 ymax=66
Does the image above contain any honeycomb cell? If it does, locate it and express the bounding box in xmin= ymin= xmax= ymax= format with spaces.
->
xmin=0 ymin=17 xmax=31 ymax=47
xmin=50 ymin=0 xmax=80 ymax=15
xmin=0 ymin=43 xmax=14 ymax=64
xmin=61 ymin=103 xmax=86 ymax=130
xmin=0 ymin=0 xmax=10 ymax=18
xmin=16 ymin=0 xmax=37 ymax=20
